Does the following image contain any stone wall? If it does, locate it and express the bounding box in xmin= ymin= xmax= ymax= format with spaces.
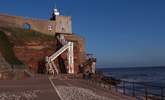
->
xmin=56 ymin=16 xmax=72 ymax=34
xmin=0 ymin=14 xmax=72 ymax=35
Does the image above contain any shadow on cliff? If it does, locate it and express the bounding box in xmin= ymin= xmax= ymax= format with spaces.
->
xmin=0 ymin=30 xmax=23 ymax=66
xmin=37 ymin=59 xmax=46 ymax=74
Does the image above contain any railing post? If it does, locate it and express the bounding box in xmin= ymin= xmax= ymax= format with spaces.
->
xmin=145 ymin=86 xmax=148 ymax=100
xmin=116 ymin=84 xmax=118 ymax=92
xmin=109 ymin=84 xmax=111 ymax=90
xmin=123 ymin=81 xmax=126 ymax=95
xmin=103 ymin=83 xmax=106 ymax=88
xmin=98 ymin=81 xmax=101 ymax=87
xmin=97 ymin=82 xmax=100 ymax=87
xmin=161 ymin=88 xmax=164 ymax=100
xmin=132 ymin=81 xmax=135 ymax=97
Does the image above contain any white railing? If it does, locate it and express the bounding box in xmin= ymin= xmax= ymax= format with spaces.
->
xmin=46 ymin=34 xmax=74 ymax=75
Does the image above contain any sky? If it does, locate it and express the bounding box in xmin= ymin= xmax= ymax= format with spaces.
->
xmin=0 ymin=0 xmax=165 ymax=68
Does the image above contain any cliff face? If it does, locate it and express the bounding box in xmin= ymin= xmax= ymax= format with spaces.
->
xmin=0 ymin=27 xmax=86 ymax=73
xmin=0 ymin=53 xmax=10 ymax=70
xmin=0 ymin=27 xmax=56 ymax=72
xmin=0 ymin=30 xmax=23 ymax=69
xmin=13 ymin=41 xmax=56 ymax=72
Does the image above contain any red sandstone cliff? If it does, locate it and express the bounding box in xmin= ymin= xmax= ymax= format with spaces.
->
xmin=0 ymin=27 xmax=86 ymax=73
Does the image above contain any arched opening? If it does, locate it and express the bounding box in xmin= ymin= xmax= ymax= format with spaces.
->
xmin=23 ymin=23 xmax=31 ymax=30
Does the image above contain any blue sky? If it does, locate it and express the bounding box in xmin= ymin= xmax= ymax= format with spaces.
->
xmin=0 ymin=0 xmax=165 ymax=68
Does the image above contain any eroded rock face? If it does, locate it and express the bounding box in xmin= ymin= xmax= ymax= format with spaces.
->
xmin=13 ymin=41 xmax=56 ymax=73
xmin=14 ymin=37 xmax=86 ymax=74
xmin=0 ymin=53 xmax=10 ymax=70
xmin=1 ymin=29 xmax=87 ymax=74
xmin=13 ymin=38 xmax=86 ymax=74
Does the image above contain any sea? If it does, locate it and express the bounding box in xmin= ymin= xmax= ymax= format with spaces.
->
xmin=98 ymin=67 xmax=165 ymax=98
xmin=98 ymin=66 xmax=165 ymax=87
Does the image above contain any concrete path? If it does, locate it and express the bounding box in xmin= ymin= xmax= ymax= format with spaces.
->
xmin=51 ymin=79 xmax=135 ymax=100
xmin=0 ymin=75 xmax=135 ymax=100
xmin=0 ymin=76 xmax=61 ymax=100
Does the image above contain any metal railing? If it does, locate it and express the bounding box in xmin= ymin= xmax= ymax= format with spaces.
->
xmin=87 ymin=77 xmax=165 ymax=100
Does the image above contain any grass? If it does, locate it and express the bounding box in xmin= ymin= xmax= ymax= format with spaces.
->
xmin=1 ymin=27 xmax=55 ymax=45
xmin=0 ymin=31 xmax=23 ymax=65
xmin=0 ymin=27 xmax=55 ymax=69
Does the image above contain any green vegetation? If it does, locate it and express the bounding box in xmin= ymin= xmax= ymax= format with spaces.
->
xmin=0 ymin=27 xmax=55 ymax=68
xmin=0 ymin=31 xmax=23 ymax=65
xmin=2 ymin=27 xmax=55 ymax=44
